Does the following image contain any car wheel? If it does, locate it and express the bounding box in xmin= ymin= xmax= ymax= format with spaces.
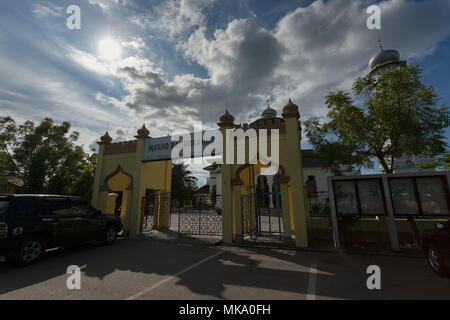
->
xmin=12 ymin=237 xmax=45 ymax=267
xmin=101 ymin=225 xmax=118 ymax=245
xmin=427 ymin=244 xmax=449 ymax=277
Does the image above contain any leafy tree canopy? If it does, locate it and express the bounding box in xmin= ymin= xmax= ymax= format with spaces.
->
xmin=0 ymin=116 xmax=95 ymax=201
xmin=304 ymin=64 xmax=449 ymax=174
xmin=171 ymin=162 xmax=198 ymax=198
xmin=418 ymin=150 xmax=450 ymax=171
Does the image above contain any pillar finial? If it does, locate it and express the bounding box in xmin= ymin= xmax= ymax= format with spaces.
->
xmin=98 ymin=131 xmax=113 ymax=145
xmin=135 ymin=124 xmax=150 ymax=139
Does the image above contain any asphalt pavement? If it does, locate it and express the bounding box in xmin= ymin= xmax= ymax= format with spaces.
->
xmin=0 ymin=233 xmax=449 ymax=300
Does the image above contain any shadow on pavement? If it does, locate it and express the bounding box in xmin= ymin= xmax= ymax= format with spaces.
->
xmin=0 ymin=231 xmax=449 ymax=299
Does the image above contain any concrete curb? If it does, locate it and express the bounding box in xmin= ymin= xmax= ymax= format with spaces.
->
xmin=219 ymin=241 xmax=426 ymax=260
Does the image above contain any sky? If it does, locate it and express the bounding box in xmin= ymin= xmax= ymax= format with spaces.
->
xmin=1 ymin=0 xmax=450 ymax=185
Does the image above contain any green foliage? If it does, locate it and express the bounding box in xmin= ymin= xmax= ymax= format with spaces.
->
xmin=171 ymin=162 xmax=198 ymax=198
xmin=304 ymin=64 xmax=449 ymax=173
xmin=0 ymin=116 xmax=95 ymax=200
xmin=418 ymin=151 xmax=450 ymax=170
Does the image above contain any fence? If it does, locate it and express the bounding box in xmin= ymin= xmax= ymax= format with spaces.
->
xmin=174 ymin=195 xmax=223 ymax=236
xmin=241 ymin=193 xmax=284 ymax=239
xmin=141 ymin=193 xmax=223 ymax=236
xmin=141 ymin=192 xmax=171 ymax=233
xmin=308 ymin=191 xmax=330 ymax=217
xmin=328 ymin=171 xmax=450 ymax=251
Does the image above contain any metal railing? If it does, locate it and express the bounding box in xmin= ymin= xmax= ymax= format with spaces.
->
xmin=174 ymin=195 xmax=222 ymax=236
xmin=308 ymin=191 xmax=330 ymax=218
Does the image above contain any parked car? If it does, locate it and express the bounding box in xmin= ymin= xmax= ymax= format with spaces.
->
xmin=423 ymin=220 xmax=450 ymax=277
xmin=0 ymin=194 xmax=122 ymax=266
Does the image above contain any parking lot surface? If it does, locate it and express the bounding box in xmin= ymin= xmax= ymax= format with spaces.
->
xmin=0 ymin=234 xmax=449 ymax=300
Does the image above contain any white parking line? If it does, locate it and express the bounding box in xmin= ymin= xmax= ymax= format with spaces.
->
xmin=307 ymin=262 xmax=317 ymax=300
xmin=125 ymin=250 xmax=223 ymax=300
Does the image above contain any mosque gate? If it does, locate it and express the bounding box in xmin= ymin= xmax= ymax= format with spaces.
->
xmin=92 ymin=98 xmax=311 ymax=248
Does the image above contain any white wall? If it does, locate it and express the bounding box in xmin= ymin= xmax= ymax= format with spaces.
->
xmin=208 ymin=172 xmax=222 ymax=195
xmin=303 ymin=167 xmax=332 ymax=192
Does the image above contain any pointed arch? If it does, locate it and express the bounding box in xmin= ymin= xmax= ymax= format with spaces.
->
xmin=101 ymin=165 xmax=134 ymax=191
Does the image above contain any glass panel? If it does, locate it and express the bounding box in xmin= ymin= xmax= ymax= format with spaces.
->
xmin=16 ymin=197 xmax=40 ymax=217
xmin=70 ymin=201 xmax=97 ymax=216
xmin=389 ymin=179 xmax=419 ymax=215
xmin=334 ymin=181 xmax=358 ymax=215
xmin=357 ymin=180 xmax=385 ymax=215
xmin=0 ymin=197 xmax=10 ymax=218
xmin=417 ymin=177 xmax=449 ymax=216
xmin=40 ymin=199 xmax=69 ymax=216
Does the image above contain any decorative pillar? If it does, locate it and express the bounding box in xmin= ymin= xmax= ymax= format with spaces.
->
xmin=282 ymin=99 xmax=309 ymax=248
xmin=123 ymin=186 xmax=134 ymax=236
xmin=279 ymin=177 xmax=292 ymax=241
xmin=130 ymin=125 xmax=150 ymax=237
xmin=218 ymin=110 xmax=235 ymax=244
xmin=92 ymin=131 xmax=112 ymax=208
xmin=106 ymin=192 xmax=119 ymax=214
xmin=232 ymin=180 xmax=243 ymax=242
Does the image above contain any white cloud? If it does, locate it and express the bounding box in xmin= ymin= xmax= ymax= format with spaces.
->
xmin=64 ymin=0 xmax=450 ymax=149
xmin=88 ymin=0 xmax=126 ymax=11
xmin=68 ymin=48 xmax=114 ymax=75
xmin=271 ymin=0 xmax=450 ymax=116
xmin=94 ymin=0 xmax=450 ymax=140
xmin=132 ymin=0 xmax=217 ymax=39
xmin=122 ymin=37 xmax=146 ymax=54
xmin=32 ymin=2 xmax=64 ymax=18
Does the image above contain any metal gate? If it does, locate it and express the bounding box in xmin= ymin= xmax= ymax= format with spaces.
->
xmin=140 ymin=193 xmax=171 ymax=232
xmin=141 ymin=196 xmax=154 ymax=232
xmin=241 ymin=165 xmax=284 ymax=239
xmin=175 ymin=195 xmax=222 ymax=236
xmin=242 ymin=192 xmax=283 ymax=239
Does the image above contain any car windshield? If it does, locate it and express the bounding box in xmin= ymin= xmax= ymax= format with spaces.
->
xmin=0 ymin=197 xmax=10 ymax=219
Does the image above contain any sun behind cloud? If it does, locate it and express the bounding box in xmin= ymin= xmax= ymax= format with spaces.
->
xmin=98 ymin=37 xmax=122 ymax=61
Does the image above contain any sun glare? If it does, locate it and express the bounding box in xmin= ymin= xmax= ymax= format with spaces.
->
xmin=98 ymin=38 xmax=121 ymax=61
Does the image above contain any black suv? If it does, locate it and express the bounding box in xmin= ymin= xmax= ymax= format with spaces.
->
xmin=0 ymin=194 xmax=122 ymax=266
xmin=423 ymin=221 xmax=450 ymax=277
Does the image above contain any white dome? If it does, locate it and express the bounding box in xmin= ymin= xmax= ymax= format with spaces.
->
xmin=369 ymin=49 xmax=400 ymax=70
xmin=261 ymin=106 xmax=277 ymax=118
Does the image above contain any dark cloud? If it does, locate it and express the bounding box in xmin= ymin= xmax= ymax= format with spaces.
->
xmin=113 ymin=0 xmax=450 ymax=132
xmin=1 ymin=0 xmax=449 ymax=150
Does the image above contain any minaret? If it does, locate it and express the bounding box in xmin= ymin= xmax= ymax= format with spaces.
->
xmin=368 ymin=41 xmax=406 ymax=75
xmin=368 ymin=43 xmax=410 ymax=173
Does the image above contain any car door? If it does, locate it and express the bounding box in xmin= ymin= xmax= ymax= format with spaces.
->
xmin=69 ymin=200 xmax=103 ymax=241
xmin=443 ymin=222 xmax=450 ymax=258
xmin=36 ymin=198 xmax=76 ymax=247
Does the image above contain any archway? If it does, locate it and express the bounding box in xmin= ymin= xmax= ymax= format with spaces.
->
xmin=103 ymin=165 xmax=133 ymax=226
xmin=233 ymin=163 xmax=290 ymax=240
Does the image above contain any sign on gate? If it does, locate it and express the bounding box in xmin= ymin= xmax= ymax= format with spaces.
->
xmin=142 ymin=132 xmax=220 ymax=162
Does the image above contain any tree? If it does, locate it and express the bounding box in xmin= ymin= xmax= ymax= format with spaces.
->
xmin=70 ymin=154 xmax=97 ymax=202
xmin=304 ymin=64 xmax=449 ymax=247
xmin=171 ymin=162 xmax=198 ymax=198
xmin=418 ymin=151 xmax=450 ymax=171
xmin=0 ymin=116 xmax=95 ymax=199
xmin=304 ymin=64 xmax=449 ymax=174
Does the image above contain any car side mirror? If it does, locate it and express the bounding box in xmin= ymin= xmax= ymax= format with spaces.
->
xmin=436 ymin=222 xmax=445 ymax=230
